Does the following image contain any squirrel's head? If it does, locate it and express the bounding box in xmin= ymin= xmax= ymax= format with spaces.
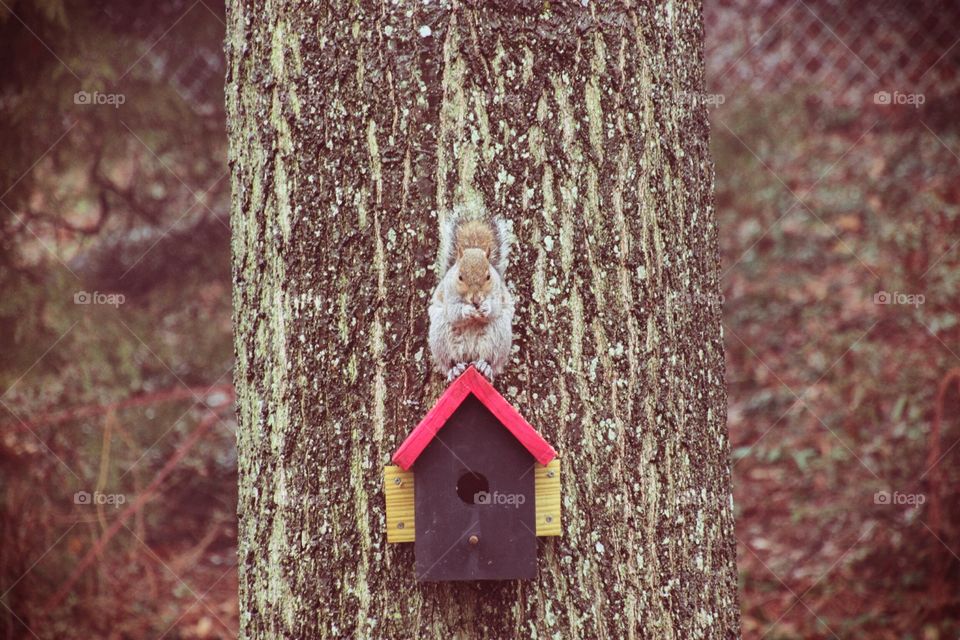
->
xmin=456 ymin=247 xmax=493 ymax=306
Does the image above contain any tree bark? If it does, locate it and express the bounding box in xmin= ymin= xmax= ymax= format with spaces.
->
xmin=226 ymin=1 xmax=739 ymax=638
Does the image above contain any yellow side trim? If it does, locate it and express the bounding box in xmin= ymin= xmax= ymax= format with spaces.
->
xmin=384 ymin=465 xmax=415 ymax=543
xmin=535 ymin=458 xmax=562 ymax=536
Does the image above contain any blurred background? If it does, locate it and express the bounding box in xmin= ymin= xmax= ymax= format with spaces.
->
xmin=0 ymin=0 xmax=957 ymax=638
xmin=711 ymin=1 xmax=960 ymax=637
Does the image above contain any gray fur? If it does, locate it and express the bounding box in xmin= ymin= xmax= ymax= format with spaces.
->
xmin=437 ymin=199 xmax=511 ymax=278
xmin=429 ymin=206 xmax=514 ymax=384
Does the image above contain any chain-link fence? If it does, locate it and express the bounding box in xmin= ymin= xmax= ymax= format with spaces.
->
xmin=143 ymin=1 xmax=960 ymax=110
xmin=706 ymin=0 xmax=960 ymax=104
xmin=120 ymin=0 xmax=226 ymax=114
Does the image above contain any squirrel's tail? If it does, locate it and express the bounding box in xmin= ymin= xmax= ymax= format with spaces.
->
xmin=438 ymin=200 xmax=511 ymax=276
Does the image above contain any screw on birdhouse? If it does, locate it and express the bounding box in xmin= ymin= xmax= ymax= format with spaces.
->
xmin=468 ymin=534 xmax=479 ymax=546
xmin=394 ymin=476 xmax=402 ymax=485
xmin=545 ymin=515 xmax=553 ymax=523
xmin=547 ymin=470 xmax=555 ymax=478
xmin=397 ymin=522 xmax=405 ymax=529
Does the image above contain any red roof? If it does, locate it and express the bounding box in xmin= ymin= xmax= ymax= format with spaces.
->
xmin=392 ymin=366 xmax=557 ymax=470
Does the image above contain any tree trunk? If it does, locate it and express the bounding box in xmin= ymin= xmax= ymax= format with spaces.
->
xmin=226 ymin=1 xmax=739 ymax=638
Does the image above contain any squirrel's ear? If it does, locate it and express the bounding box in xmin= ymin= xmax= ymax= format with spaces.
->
xmin=456 ymin=244 xmax=464 ymax=260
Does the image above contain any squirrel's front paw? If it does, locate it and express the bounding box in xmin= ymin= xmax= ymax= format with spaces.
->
xmin=473 ymin=360 xmax=494 ymax=382
xmin=462 ymin=305 xmax=484 ymax=320
xmin=446 ymin=362 xmax=469 ymax=382
xmin=478 ymin=300 xmax=492 ymax=317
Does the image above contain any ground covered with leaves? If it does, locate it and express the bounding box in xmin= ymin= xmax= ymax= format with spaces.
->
xmin=717 ymin=90 xmax=960 ymax=638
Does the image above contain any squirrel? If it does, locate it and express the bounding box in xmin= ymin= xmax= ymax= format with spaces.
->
xmin=428 ymin=202 xmax=514 ymax=384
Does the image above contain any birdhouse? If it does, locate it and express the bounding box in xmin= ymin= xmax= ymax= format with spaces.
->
xmin=383 ymin=366 xmax=561 ymax=581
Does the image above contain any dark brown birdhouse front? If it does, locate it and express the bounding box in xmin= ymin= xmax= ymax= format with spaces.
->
xmin=384 ymin=366 xmax=561 ymax=582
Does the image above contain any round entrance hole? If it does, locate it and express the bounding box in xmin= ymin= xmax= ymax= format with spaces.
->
xmin=456 ymin=471 xmax=489 ymax=504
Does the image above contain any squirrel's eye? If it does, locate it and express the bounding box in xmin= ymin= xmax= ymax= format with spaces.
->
xmin=486 ymin=274 xmax=490 ymax=281
xmin=458 ymin=275 xmax=463 ymax=281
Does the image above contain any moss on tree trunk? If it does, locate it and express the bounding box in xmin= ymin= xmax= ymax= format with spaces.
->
xmin=227 ymin=1 xmax=739 ymax=637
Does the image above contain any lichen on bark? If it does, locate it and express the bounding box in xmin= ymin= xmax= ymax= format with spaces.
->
xmin=227 ymin=1 xmax=740 ymax=637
